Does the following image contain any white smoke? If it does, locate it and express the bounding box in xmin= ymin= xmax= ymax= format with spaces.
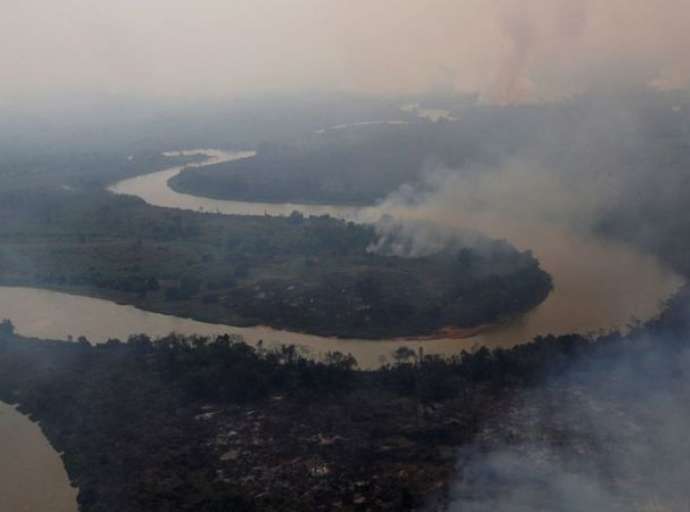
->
xmin=446 ymin=340 xmax=690 ymax=511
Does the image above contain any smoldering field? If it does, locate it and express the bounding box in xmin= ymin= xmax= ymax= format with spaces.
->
xmin=444 ymin=333 xmax=690 ymax=512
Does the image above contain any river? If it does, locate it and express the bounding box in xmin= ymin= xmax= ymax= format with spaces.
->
xmin=103 ymin=149 xmax=684 ymax=368
xmin=1 ymin=148 xmax=679 ymax=369
xmin=0 ymin=403 xmax=78 ymax=512
xmin=1 ymin=148 xmax=684 ymax=510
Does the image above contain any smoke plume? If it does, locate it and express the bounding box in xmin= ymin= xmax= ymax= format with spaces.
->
xmin=446 ymin=338 xmax=690 ymax=511
xmin=3 ymin=1 xmax=690 ymax=104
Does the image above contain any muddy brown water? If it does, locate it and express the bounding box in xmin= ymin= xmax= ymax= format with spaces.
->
xmin=0 ymin=403 xmax=78 ymax=512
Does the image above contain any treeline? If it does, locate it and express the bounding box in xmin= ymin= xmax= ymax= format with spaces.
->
xmin=0 ymin=93 xmax=412 ymax=159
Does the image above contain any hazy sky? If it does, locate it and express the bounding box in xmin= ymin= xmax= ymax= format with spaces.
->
xmin=2 ymin=0 xmax=689 ymax=103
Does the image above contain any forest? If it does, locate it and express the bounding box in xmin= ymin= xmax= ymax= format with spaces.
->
xmin=0 ymin=188 xmax=552 ymax=338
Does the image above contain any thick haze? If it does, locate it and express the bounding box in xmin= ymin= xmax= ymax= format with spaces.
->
xmin=3 ymin=0 xmax=690 ymax=106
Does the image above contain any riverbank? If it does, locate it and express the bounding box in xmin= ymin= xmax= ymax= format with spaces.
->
xmin=0 ymin=283 xmax=493 ymax=344
xmin=0 ymin=184 xmax=553 ymax=340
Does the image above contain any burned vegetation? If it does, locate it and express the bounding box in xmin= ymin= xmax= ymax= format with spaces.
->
xmin=2 ymin=286 xmax=690 ymax=511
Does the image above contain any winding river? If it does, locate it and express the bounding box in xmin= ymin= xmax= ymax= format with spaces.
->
xmin=103 ymin=149 xmax=683 ymax=366
xmin=2 ymin=148 xmax=684 ymax=369
xmin=1 ymin=148 xmax=684 ymax=510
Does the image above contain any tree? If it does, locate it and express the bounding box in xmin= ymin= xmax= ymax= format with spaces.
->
xmin=393 ymin=346 xmax=417 ymax=365
xmin=146 ymin=277 xmax=160 ymax=291
xmin=0 ymin=319 xmax=15 ymax=337
xmin=288 ymin=210 xmax=305 ymax=224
